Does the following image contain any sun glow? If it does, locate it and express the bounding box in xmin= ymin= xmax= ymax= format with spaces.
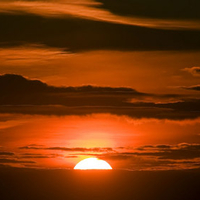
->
xmin=74 ymin=158 xmax=112 ymax=170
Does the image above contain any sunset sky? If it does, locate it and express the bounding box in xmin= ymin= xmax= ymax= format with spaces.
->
xmin=0 ymin=1 xmax=200 ymax=199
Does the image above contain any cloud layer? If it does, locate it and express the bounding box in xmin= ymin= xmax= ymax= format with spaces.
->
xmin=0 ymin=0 xmax=200 ymax=30
xmin=2 ymin=142 xmax=200 ymax=170
xmin=0 ymin=74 xmax=200 ymax=120
xmin=0 ymin=13 xmax=200 ymax=52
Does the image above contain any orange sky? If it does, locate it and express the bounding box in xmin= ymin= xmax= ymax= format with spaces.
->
xmin=0 ymin=0 xmax=200 ymax=171
xmin=0 ymin=113 xmax=199 ymax=170
xmin=1 ymin=47 xmax=200 ymax=94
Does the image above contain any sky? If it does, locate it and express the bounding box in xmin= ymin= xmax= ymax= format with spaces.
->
xmin=0 ymin=1 xmax=200 ymax=199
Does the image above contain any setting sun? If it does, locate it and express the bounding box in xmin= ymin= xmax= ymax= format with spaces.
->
xmin=74 ymin=158 xmax=112 ymax=170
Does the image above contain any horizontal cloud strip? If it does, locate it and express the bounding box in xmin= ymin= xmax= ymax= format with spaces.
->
xmin=0 ymin=13 xmax=200 ymax=52
xmin=78 ymin=143 xmax=200 ymax=161
xmin=19 ymin=145 xmax=113 ymax=152
xmin=0 ymin=74 xmax=143 ymax=95
xmin=182 ymin=85 xmax=200 ymax=91
xmin=0 ymin=158 xmax=35 ymax=164
xmin=16 ymin=143 xmax=200 ymax=170
xmin=0 ymin=74 xmax=200 ymax=120
xmin=0 ymin=151 xmax=14 ymax=156
xmin=0 ymin=1 xmax=200 ymax=30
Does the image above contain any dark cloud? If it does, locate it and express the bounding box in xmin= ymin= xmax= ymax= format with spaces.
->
xmin=18 ymin=143 xmax=200 ymax=170
xmin=156 ymin=145 xmax=171 ymax=149
xmin=0 ymin=74 xmax=51 ymax=94
xmin=0 ymin=74 xmax=200 ymax=120
xmin=20 ymin=155 xmax=53 ymax=159
xmin=0 ymin=158 xmax=35 ymax=164
xmin=0 ymin=13 xmax=200 ymax=52
xmin=64 ymin=143 xmax=200 ymax=171
xmin=136 ymin=145 xmax=171 ymax=151
xmin=195 ymin=68 xmax=200 ymax=73
xmin=47 ymin=147 xmax=113 ymax=152
xmin=19 ymin=145 xmax=114 ymax=153
xmin=96 ymin=0 xmax=200 ymax=20
xmin=0 ymin=74 xmax=144 ymax=95
xmin=98 ymin=154 xmax=132 ymax=160
xmin=0 ymin=151 xmax=14 ymax=156
xmin=0 ymin=73 xmax=148 ymax=108
xmin=182 ymin=85 xmax=200 ymax=91
xmin=19 ymin=153 xmax=64 ymax=159
xmin=100 ymin=143 xmax=200 ymax=161
xmin=1 ymin=102 xmax=200 ymax=120
xmin=86 ymin=143 xmax=200 ymax=171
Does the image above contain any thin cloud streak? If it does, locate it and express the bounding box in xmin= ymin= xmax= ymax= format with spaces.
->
xmin=0 ymin=45 xmax=69 ymax=65
xmin=0 ymin=1 xmax=200 ymax=30
xmin=182 ymin=85 xmax=200 ymax=91
xmin=19 ymin=145 xmax=114 ymax=152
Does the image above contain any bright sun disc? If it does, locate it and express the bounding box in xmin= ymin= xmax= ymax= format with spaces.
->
xmin=74 ymin=158 xmax=112 ymax=170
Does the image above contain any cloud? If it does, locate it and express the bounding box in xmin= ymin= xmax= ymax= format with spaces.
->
xmin=0 ymin=73 xmax=147 ymax=106
xmin=0 ymin=13 xmax=200 ymax=52
xmin=96 ymin=143 xmax=200 ymax=170
xmin=0 ymin=74 xmax=144 ymax=95
xmin=183 ymin=66 xmax=200 ymax=77
xmin=1 ymin=105 xmax=199 ymax=120
xmin=97 ymin=0 xmax=200 ymax=20
xmin=65 ymin=143 xmax=200 ymax=170
xmin=19 ymin=145 xmax=114 ymax=152
xmin=0 ymin=151 xmax=14 ymax=156
xmin=182 ymin=85 xmax=200 ymax=91
xmin=0 ymin=74 xmax=200 ymax=120
xmin=20 ymin=153 xmax=63 ymax=159
xmin=0 ymin=45 xmax=70 ymax=66
xmin=0 ymin=140 xmax=200 ymax=171
xmin=0 ymin=158 xmax=35 ymax=164
xmin=100 ymin=143 xmax=200 ymax=160
xmin=0 ymin=0 xmax=200 ymax=30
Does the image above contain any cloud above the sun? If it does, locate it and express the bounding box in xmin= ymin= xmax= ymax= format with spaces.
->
xmin=0 ymin=0 xmax=200 ymax=30
xmin=183 ymin=66 xmax=200 ymax=77
xmin=0 ymin=74 xmax=200 ymax=120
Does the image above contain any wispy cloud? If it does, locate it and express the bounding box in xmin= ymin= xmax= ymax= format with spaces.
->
xmin=0 ymin=1 xmax=200 ymax=30
xmin=183 ymin=66 xmax=200 ymax=77
xmin=182 ymin=85 xmax=200 ymax=91
xmin=18 ymin=143 xmax=200 ymax=170
xmin=19 ymin=145 xmax=114 ymax=153
xmin=96 ymin=143 xmax=200 ymax=170
xmin=0 ymin=45 xmax=69 ymax=65
xmin=0 ymin=158 xmax=35 ymax=164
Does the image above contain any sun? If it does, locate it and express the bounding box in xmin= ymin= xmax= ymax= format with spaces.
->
xmin=74 ymin=158 xmax=112 ymax=170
